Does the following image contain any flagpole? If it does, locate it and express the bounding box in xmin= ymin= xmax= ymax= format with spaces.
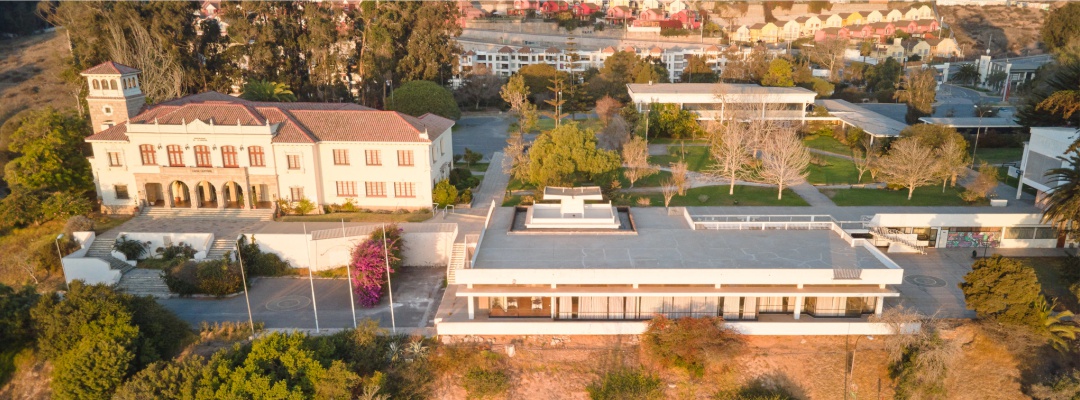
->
xmin=235 ymin=235 xmax=255 ymax=339
xmin=342 ymin=219 xmax=357 ymax=329
xmin=382 ymin=223 xmax=396 ymax=334
xmin=304 ymin=223 xmax=320 ymax=333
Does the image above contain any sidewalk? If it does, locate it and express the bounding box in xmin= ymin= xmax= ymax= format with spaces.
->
xmin=790 ymin=182 xmax=837 ymax=207
xmin=470 ymin=152 xmax=509 ymax=211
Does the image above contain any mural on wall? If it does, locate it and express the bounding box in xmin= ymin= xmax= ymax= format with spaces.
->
xmin=946 ymin=231 xmax=1000 ymax=248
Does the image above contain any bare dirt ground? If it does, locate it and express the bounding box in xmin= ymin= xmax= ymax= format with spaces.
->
xmin=0 ymin=30 xmax=78 ymax=130
xmin=0 ymin=352 xmax=52 ymax=400
xmin=939 ymin=4 xmax=1056 ymax=58
xmin=433 ymin=320 xmax=1039 ymax=400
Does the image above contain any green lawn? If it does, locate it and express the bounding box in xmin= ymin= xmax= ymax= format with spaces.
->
xmin=803 ymin=135 xmax=852 ymax=155
xmin=466 ymin=162 xmax=490 ymax=173
xmin=618 ymin=169 xmax=673 ymax=188
xmin=282 ymin=211 xmax=431 ymax=223
xmin=806 ymin=154 xmax=863 ymax=185
xmin=615 ymin=185 xmax=809 ymax=207
xmin=649 ymin=145 xmax=711 ymax=172
xmin=647 ymin=138 xmax=708 ymax=145
xmin=1018 ymin=257 xmax=1079 ymax=313
xmin=506 ymin=178 xmax=536 ymax=191
xmin=973 ymin=147 xmax=1023 ymax=165
xmin=822 ymin=186 xmax=989 ymax=206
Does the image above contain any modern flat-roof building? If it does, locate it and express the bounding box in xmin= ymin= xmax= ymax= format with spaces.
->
xmin=627 ymin=83 xmax=817 ymax=122
xmin=1017 ymin=127 xmax=1079 ymax=204
xmin=82 ymin=61 xmax=455 ymax=214
xmin=437 ymin=208 xmax=907 ymax=336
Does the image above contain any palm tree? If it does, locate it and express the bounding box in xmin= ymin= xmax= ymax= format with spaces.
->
xmin=1043 ymin=152 xmax=1080 ymax=232
xmin=953 ymin=64 xmax=980 ymax=85
xmin=240 ymin=80 xmax=297 ymax=102
xmin=1032 ymin=297 xmax=1080 ymax=352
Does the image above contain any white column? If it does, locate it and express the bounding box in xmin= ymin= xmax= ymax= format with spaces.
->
xmin=467 ymin=296 xmax=475 ymax=320
xmin=874 ymin=296 xmax=884 ymax=316
xmin=794 ymin=295 xmax=803 ymax=320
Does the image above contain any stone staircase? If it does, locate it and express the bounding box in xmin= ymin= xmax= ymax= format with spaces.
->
xmin=869 ymin=226 xmax=926 ymax=254
xmin=446 ymin=243 xmax=467 ymax=285
xmin=206 ymin=239 xmax=237 ymax=261
xmin=84 ymin=233 xmax=136 ymax=274
xmin=115 ymin=269 xmax=172 ymax=298
xmin=140 ymin=207 xmax=273 ymax=221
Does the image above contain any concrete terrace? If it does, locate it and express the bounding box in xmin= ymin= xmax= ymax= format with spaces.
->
xmin=474 ymin=208 xmax=890 ymax=270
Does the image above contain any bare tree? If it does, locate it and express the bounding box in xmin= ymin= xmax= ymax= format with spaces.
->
xmin=706 ymin=121 xmax=754 ymax=195
xmin=852 ymin=136 xmax=880 ymax=184
xmin=801 ymin=38 xmax=847 ymax=82
xmin=456 ymin=64 xmax=505 ymax=110
xmin=106 ymin=14 xmax=184 ymax=102
xmin=622 ymin=136 xmax=655 ymax=188
xmin=872 ymin=306 xmax=960 ymax=400
xmin=598 ymin=115 xmax=631 ymax=151
xmin=502 ymin=133 xmax=530 ymax=181
xmin=500 ymin=74 xmax=538 ymax=134
xmin=756 ymin=127 xmax=810 ymax=200
xmin=934 ymin=136 xmax=969 ymax=189
xmin=595 ymin=95 xmax=622 ymax=126
xmin=670 ymin=160 xmax=690 ymax=195
xmin=961 ymin=163 xmax=1001 ymax=202
xmin=660 ymin=178 xmax=678 ymax=208
xmin=881 ymin=137 xmax=941 ymax=200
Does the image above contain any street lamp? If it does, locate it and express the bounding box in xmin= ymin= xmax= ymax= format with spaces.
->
xmin=846 ymin=335 xmax=875 ymax=400
xmin=55 ymin=234 xmax=68 ymax=289
xmin=556 ymin=91 xmax=562 ymax=128
xmin=235 ymin=235 xmax=256 ymax=339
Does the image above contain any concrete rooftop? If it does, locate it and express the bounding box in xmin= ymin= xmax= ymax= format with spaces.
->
xmin=475 ymin=208 xmax=889 ymax=270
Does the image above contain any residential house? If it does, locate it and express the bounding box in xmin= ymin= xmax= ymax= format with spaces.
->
xmin=822 ymin=14 xmax=844 ymax=28
xmin=902 ymin=7 xmax=920 ymax=21
xmin=539 ymin=0 xmax=569 ymax=16
xmin=814 ymin=26 xmax=850 ymax=42
xmin=457 ymin=2 xmax=488 ymax=26
xmin=639 ymin=8 xmax=666 ymax=22
xmin=571 ymin=2 xmax=600 ymax=19
xmin=779 ymin=19 xmax=801 ymax=41
xmin=884 ymin=38 xmax=908 ymax=59
xmin=733 ymin=25 xmax=751 ymax=42
xmin=868 ymin=21 xmax=895 ymax=41
xmin=750 ymin=22 xmax=779 ymax=43
xmin=81 ymin=62 xmax=455 ymax=214
xmin=797 ymin=15 xmax=822 ymax=37
xmin=912 ymin=4 xmax=934 ymax=19
xmin=914 ymin=19 xmax=940 ymax=35
xmin=839 ymin=12 xmax=864 ymax=26
xmin=606 ymin=6 xmax=634 ymax=23
xmin=925 ymin=38 xmax=958 ymax=58
xmin=667 ymin=0 xmax=688 ymax=14
xmin=894 ymin=20 xmax=918 ymax=35
xmin=512 ymin=0 xmax=538 ymax=15
xmin=638 ymin=0 xmax=661 ymax=12
xmin=910 ymin=40 xmax=932 ymax=59
xmin=884 ymin=9 xmax=904 ymax=22
xmin=865 ymin=10 xmax=884 ymax=23
xmin=848 ymin=24 xmax=875 ymax=41
xmin=670 ymin=10 xmax=701 ymax=30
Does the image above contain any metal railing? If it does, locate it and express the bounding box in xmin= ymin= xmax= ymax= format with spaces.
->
xmin=869 ymin=226 xmax=926 ymax=254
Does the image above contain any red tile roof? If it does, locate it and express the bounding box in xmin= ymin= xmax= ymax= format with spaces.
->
xmin=86 ymin=91 xmax=451 ymax=144
xmin=80 ymin=61 xmax=140 ymax=75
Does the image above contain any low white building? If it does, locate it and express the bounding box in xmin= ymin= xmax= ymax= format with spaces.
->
xmin=868 ymin=213 xmax=1070 ymax=249
xmin=1017 ymin=127 xmax=1079 ymax=205
xmin=437 ymin=210 xmax=907 ymax=336
xmin=627 ymin=82 xmax=817 ymax=122
xmin=82 ymin=62 xmax=455 ymax=214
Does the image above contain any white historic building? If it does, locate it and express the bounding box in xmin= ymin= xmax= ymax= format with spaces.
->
xmin=82 ymin=62 xmax=455 ymax=214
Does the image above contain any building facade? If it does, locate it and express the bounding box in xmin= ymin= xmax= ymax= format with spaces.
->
xmin=1017 ymin=127 xmax=1079 ymax=205
xmin=82 ymin=62 xmax=455 ymax=214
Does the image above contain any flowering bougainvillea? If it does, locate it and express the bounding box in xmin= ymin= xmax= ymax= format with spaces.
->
xmin=350 ymin=225 xmax=403 ymax=307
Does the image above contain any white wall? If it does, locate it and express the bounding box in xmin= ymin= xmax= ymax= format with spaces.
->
xmin=455 ymin=267 xmax=904 ymax=286
xmin=62 ymin=258 xmax=122 ymax=286
xmin=115 ymin=232 xmax=214 ymax=260
xmin=244 ymin=223 xmax=457 ymax=271
xmin=436 ymin=320 xmax=921 ymax=336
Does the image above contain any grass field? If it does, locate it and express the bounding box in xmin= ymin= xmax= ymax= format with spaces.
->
xmin=616 ymin=185 xmax=808 ymax=207
xmin=465 ymin=162 xmax=490 ymax=173
xmin=618 ymin=169 xmax=673 ymax=188
xmin=282 ymin=211 xmax=431 ymax=223
xmin=973 ymin=147 xmax=1023 ymax=165
xmin=803 ymin=135 xmax=852 ymax=155
xmin=806 ymin=154 xmax=863 ymax=185
xmin=649 ymin=145 xmax=711 ymax=172
xmin=822 ymin=186 xmax=988 ymax=206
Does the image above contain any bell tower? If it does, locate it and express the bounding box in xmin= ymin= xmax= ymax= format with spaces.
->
xmin=80 ymin=61 xmax=146 ymax=133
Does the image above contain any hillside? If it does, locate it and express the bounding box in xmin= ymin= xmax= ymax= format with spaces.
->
xmin=0 ymin=30 xmax=79 ymax=132
xmin=939 ymin=4 xmax=1054 ymax=58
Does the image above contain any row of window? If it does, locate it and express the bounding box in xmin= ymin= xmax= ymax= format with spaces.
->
xmin=121 ymin=145 xmax=415 ymax=169
xmin=333 ymin=182 xmax=415 ymax=198
xmin=91 ymin=77 xmax=138 ymax=91
xmin=334 ymin=149 xmax=414 ymax=166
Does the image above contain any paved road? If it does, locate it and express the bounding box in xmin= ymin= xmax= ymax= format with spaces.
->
xmin=452 ymin=115 xmax=514 ymax=160
xmin=159 ymin=267 xmax=445 ymax=332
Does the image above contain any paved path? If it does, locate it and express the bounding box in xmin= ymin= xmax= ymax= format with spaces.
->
xmin=471 ymin=152 xmax=509 ymax=210
xmin=790 ymin=182 xmax=837 ymax=207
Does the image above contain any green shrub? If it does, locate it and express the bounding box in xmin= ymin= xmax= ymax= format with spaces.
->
xmin=239 ymin=236 xmax=293 ymax=277
xmin=959 ymin=255 xmax=1043 ymax=328
xmin=113 ymin=235 xmax=150 ymax=260
xmin=433 ymin=179 xmax=458 ymax=207
xmin=462 ymin=366 xmax=510 ymax=399
xmin=386 ymin=80 xmax=461 ymax=120
xmin=459 ymin=188 xmax=473 ymax=204
xmin=195 ymin=259 xmax=244 ymax=296
xmin=449 ymin=168 xmax=480 ymax=190
xmin=587 ymin=368 xmax=664 ymax=400
xmin=29 ymin=237 xmax=79 ymax=273
xmin=293 ymin=198 xmax=316 ymax=215
xmin=156 ymin=243 xmax=196 ymax=261
xmin=39 ymin=191 xmax=92 ymax=222
xmin=641 ymin=316 xmax=743 ymax=376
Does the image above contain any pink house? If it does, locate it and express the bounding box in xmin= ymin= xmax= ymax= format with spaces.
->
xmin=606 ymin=6 xmax=634 ymax=23
xmin=639 ymin=8 xmax=665 ymax=21
xmin=848 ymin=24 xmax=875 ymax=40
xmin=894 ymin=20 xmax=917 ymax=35
xmin=572 ymin=2 xmax=600 ymax=19
xmin=814 ymin=27 xmax=850 ymax=42
xmin=539 ymin=0 xmax=569 ymax=15
xmin=868 ymin=22 xmax=895 ymax=41
xmin=914 ymin=19 xmax=939 ymax=34
xmin=512 ymin=0 xmax=538 ymax=15
xmin=670 ymin=10 xmax=701 ymax=29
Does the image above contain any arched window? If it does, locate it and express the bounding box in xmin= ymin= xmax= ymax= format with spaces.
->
xmin=221 ymin=146 xmax=238 ymax=168
xmin=110 ymin=80 xmax=117 ymax=90
xmin=92 ymin=80 xmax=100 ymax=90
xmin=122 ymin=78 xmax=128 ymax=89
xmin=139 ymin=144 xmax=157 ymax=165
xmin=194 ymin=145 xmax=212 ymax=167
xmin=248 ymin=146 xmax=265 ymax=167
xmin=167 ymin=145 xmax=184 ymax=167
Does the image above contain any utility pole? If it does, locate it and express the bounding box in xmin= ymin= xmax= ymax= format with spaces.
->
xmin=303 ymin=223 xmax=320 ymax=333
xmin=341 ymin=220 xmax=357 ymax=329
xmin=381 ymin=223 xmax=397 ymax=334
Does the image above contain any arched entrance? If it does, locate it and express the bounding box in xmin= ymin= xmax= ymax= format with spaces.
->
xmin=251 ymin=184 xmax=271 ymax=209
xmin=222 ymin=181 xmax=244 ymax=209
xmin=170 ymin=181 xmax=191 ymax=208
xmin=145 ymin=183 xmax=165 ymax=207
xmin=195 ymin=181 xmax=218 ymax=208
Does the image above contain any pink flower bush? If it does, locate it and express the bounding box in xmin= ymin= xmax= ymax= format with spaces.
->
xmin=349 ymin=225 xmax=402 ymax=307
